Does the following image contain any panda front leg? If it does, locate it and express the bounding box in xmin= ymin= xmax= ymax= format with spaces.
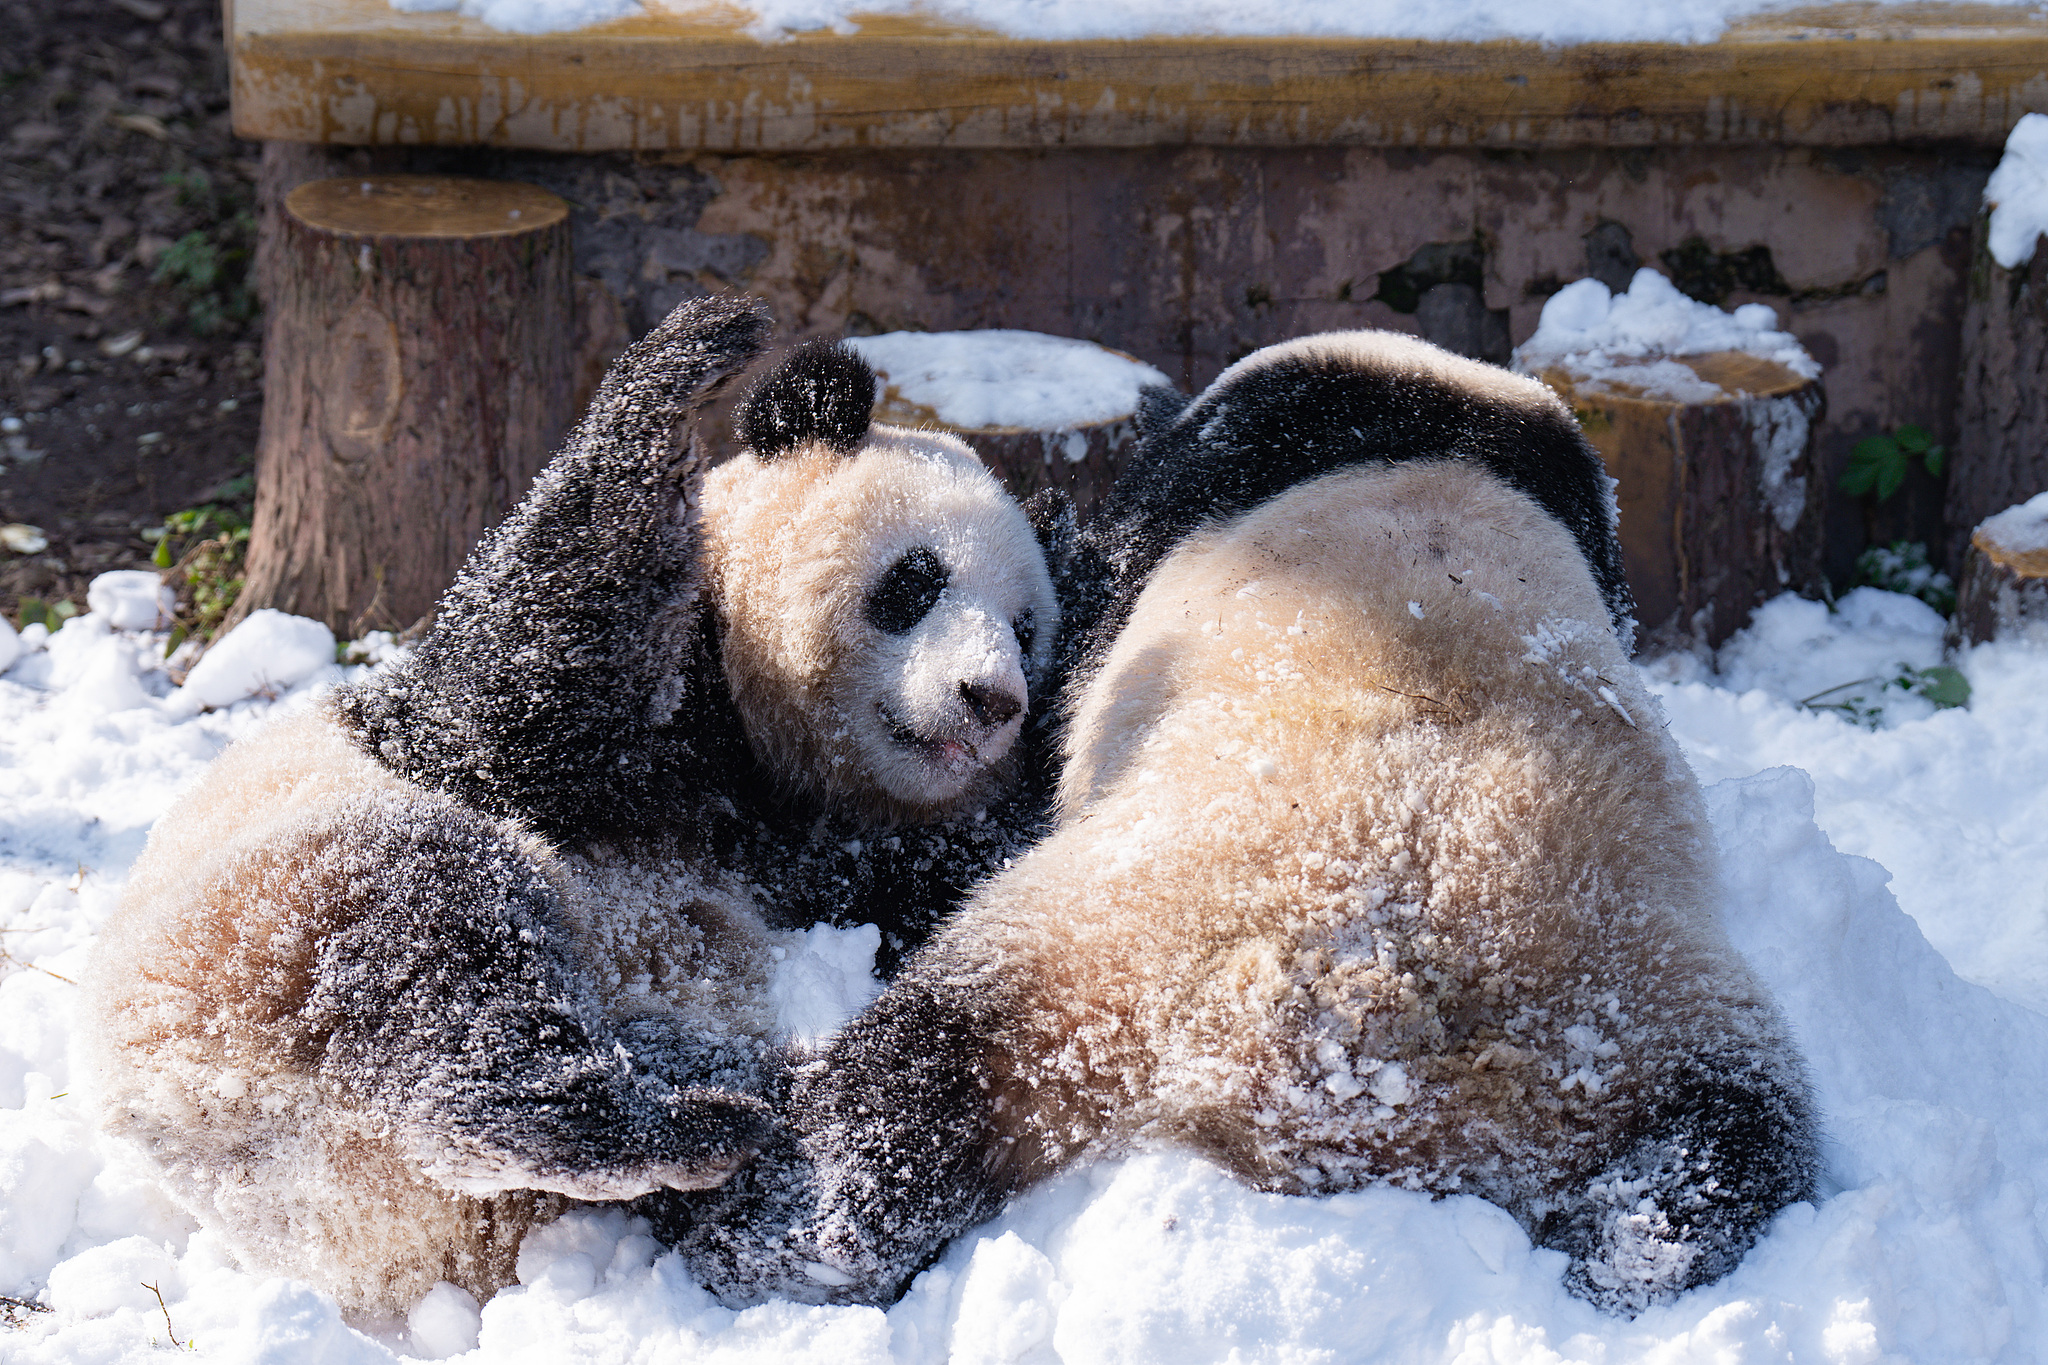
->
xmin=287 ymin=789 xmax=771 ymax=1199
xmin=1539 ymin=1061 xmax=1820 ymax=1315
xmin=337 ymin=294 xmax=773 ymax=844
xmin=656 ymin=969 xmax=1052 ymax=1306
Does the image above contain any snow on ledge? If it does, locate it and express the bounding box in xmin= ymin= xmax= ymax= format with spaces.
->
xmin=382 ymin=0 xmax=2008 ymax=45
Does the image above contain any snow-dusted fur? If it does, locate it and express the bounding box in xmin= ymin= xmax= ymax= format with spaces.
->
xmin=83 ymin=301 xmax=1061 ymax=1316
xmin=669 ymin=339 xmax=1816 ymax=1317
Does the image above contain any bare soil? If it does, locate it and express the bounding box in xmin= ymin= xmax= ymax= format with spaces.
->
xmin=0 ymin=0 xmax=262 ymax=622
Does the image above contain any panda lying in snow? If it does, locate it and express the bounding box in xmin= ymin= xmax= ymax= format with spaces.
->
xmin=82 ymin=296 xmax=1065 ymax=1316
xmin=665 ymin=331 xmax=1819 ymax=1316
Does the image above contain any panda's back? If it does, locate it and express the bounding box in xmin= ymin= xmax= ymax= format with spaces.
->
xmin=972 ymin=462 xmax=1770 ymax=1200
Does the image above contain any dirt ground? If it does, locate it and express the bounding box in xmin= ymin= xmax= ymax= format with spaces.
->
xmin=0 ymin=0 xmax=262 ymax=624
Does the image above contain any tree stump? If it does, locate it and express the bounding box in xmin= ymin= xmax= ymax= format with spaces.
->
xmin=1949 ymin=217 xmax=2048 ymax=573
xmin=847 ymin=332 xmax=1165 ymax=523
xmin=1534 ymin=350 xmax=1827 ymax=648
xmin=238 ymin=174 xmax=576 ymax=636
xmin=1953 ymin=493 xmax=2048 ymax=644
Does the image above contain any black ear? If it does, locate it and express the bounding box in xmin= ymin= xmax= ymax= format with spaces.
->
xmin=1134 ymin=384 xmax=1190 ymax=441
xmin=735 ymin=339 xmax=876 ymax=459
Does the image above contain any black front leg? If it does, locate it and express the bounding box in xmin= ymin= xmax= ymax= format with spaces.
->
xmin=338 ymin=294 xmax=771 ymax=842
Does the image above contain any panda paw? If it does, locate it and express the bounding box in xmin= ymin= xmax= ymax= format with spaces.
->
xmin=420 ymin=1084 xmax=774 ymax=1201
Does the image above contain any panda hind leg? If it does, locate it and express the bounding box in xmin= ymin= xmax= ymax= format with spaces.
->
xmin=1539 ymin=1068 xmax=1820 ymax=1316
xmin=295 ymin=790 xmax=771 ymax=1201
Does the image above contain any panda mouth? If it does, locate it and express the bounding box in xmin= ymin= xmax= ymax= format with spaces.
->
xmin=880 ymin=707 xmax=988 ymax=772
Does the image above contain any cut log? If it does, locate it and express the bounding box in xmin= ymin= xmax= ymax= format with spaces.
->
xmin=850 ymin=331 xmax=1166 ymax=523
xmin=1953 ymin=493 xmax=2048 ymax=644
xmin=873 ymin=396 xmax=1138 ymax=523
xmin=1949 ymin=217 xmax=2048 ymax=572
xmin=238 ymin=174 xmax=575 ymax=636
xmin=1534 ymin=350 xmax=1827 ymax=649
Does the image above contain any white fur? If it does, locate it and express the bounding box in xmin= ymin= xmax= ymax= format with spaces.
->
xmin=704 ymin=424 xmax=1057 ymax=820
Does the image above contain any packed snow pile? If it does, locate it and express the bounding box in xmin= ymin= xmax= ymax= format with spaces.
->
xmin=1976 ymin=489 xmax=2048 ymax=561
xmin=6 ymin=575 xmax=2048 ymax=1361
xmin=1987 ymin=112 xmax=2048 ymax=270
xmin=386 ymin=0 xmax=2019 ymax=46
xmin=1510 ymin=268 xmax=1820 ymax=403
xmin=844 ymin=330 xmax=1169 ymax=434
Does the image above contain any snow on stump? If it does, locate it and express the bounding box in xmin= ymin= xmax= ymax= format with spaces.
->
xmin=1954 ymin=492 xmax=2048 ymax=645
xmin=1514 ymin=270 xmax=1826 ymax=649
xmin=238 ymin=175 xmax=576 ymax=637
xmin=1951 ymin=114 xmax=2048 ymax=572
xmin=845 ymin=330 xmax=1171 ymax=521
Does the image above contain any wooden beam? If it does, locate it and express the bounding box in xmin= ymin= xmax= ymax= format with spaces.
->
xmin=230 ymin=0 xmax=2048 ymax=151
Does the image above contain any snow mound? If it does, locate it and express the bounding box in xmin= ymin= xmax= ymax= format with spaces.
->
xmin=82 ymin=572 xmax=173 ymax=633
xmin=846 ymin=330 xmax=1170 ymax=433
xmin=169 ymin=609 xmax=338 ymax=716
xmin=1511 ymin=268 xmax=1819 ymax=402
xmin=6 ymin=581 xmax=2048 ymax=1361
xmin=1988 ymin=111 xmax=2048 ymax=270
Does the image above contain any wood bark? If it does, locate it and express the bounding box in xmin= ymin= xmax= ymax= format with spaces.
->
xmin=239 ymin=174 xmax=575 ymax=636
xmin=1538 ymin=350 xmax=1827 ymax=649
xmin=872 ymin=392 xmax=1138 ymax=524
xmin=1949 ymin=218 xmax=2048 ymax=572
xmin=1953 ymin=510 xmax=2048 ymax=645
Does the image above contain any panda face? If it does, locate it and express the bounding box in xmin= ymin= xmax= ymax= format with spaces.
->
xmin=703 ymin=427 xmax=1057 ymax=822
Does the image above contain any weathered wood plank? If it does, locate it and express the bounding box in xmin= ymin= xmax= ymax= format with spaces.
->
xmin=230 ymin=0 xmax=2048 ymax=151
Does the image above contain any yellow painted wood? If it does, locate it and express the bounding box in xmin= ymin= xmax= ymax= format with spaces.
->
xmin=230 ymin=0 xmax=2048 ymax=150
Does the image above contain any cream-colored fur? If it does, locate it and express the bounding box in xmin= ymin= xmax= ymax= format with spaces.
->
xmin=704 ymin=424 xmax=1056 ymax=823
xmin=961 ymin=461 xmax=1787 ymax=1219
xmin=84 ymin=706 xmax=772 ymax=1316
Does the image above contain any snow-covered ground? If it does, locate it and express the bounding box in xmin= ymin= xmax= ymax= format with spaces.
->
xmin=3 ymin=581 xmax=2047 ymax=1363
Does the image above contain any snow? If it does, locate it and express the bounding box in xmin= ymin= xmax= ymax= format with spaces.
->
xmin=1978 ymin=489 xmax=2048 ymax=557
xmin=844 ymin=331 xmax=1170 ymax=434
xmin=7 ymin=573 xmax=2048 ymax=1361
xmin=1987 ymin=112 xmax=2048 ymax=271
xmin=1510 ymin=268 xmax=1821 ymax=402
xmin=376 ymin=0 xmax=2020 ymax=45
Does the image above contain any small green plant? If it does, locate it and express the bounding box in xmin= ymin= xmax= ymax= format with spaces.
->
xmin=1853 ymin=540 xmax=1957 ymax=615
xmin=13 ymin=597 xmax=78 ymax=630
xmin=148 ymin=502 xmax=251 ymax=646
xmin=1799 ymin=663 xmax=1971 ymax=728
xmin=151 ymin=169 xmax=257 ymax=337
xmin=1839 ymin=424 xmax=1946 ymax=502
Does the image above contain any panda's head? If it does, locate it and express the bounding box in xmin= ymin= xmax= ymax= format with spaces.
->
xmin=703 ymin=341 xmax=1059 ymax=823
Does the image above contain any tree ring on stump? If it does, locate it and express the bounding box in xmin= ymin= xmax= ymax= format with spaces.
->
xmin=285 ymin=175 xmax=569 ymax=239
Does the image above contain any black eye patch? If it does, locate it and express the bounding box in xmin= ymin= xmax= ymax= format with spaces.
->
xmin=865 ymin=546 xmax=950 ymax=634
xmin=1013 ymin=609 xmax=1036 ymax=657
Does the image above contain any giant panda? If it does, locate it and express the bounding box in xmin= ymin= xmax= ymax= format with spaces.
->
xmin=81 ymin=295 xmax=1064 ymax=1318
xmin=665 ymin=330 xmax=1820 ymax=1316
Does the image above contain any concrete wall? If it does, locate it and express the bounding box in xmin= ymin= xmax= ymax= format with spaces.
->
xmin=264 ymin=138 xmax=1997 ymax=593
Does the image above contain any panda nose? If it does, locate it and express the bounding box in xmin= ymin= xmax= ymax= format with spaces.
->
xmin=959 ymin=680 xmax=1023 ymax=728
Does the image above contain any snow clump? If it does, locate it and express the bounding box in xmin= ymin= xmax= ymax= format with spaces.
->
xmin=1987 ymin=111 xmax=2048 ymax=270
xmin=1511 ymin=267 xmax=1819 ymax=402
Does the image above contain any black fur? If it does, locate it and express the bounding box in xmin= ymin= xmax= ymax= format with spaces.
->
xmin=1059 ymin=338 xmax=1637 ymax=680
xmin=734 ymin=338 xmax=877 ymax=459
xmin=337 ymin=294 xmax=772 ymax=844
xmin=864 ymin=547 xmax=950 ymax=635
xmin=337 ymin=297 xmax=1058 ymax=965
xmin=296 ymin=791 xmax=772 ymax=1187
